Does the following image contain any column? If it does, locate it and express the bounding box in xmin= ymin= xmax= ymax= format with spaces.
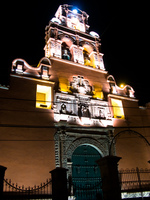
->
xmin=50 ymin=167 xmax=68 ymax=200
xmin=96 ymin=156 xmax=122 ymax=200
xmin=0 ymin=165 xmax=7 ymax=198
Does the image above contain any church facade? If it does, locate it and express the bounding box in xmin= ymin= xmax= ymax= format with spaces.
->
xmin=0 ymin=4 xmax=149 ymax=189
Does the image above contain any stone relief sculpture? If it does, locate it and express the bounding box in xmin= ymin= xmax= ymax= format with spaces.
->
xmin=54 ymin=75 xmax=112 ymax=127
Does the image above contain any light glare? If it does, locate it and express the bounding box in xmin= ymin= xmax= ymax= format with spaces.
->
xmin=72 ymin=9 xmax=78 ymax=14
xmin=120 ymin=84 xmax=124 ymax=88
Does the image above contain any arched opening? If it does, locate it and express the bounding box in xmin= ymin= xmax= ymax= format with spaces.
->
xmin=61 ymin=37 xmax=74 ymax=61
xmin=83 ymin=44 xmax=94 ymax=67
xmin=83 ymin=49 xmax=91 ymax=66
xmin=62 ymin=42 xmax=71 ymax=60
xmin=72 ymin=144 xmax=103 ymax=200
xmin=107 ymin=75 xmax=117 ymax=94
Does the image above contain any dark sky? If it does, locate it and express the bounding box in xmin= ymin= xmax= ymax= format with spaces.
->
xmin=1 ymin=0 xmax=149 ymax=105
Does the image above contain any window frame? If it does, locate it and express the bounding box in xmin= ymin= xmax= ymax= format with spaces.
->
xmin=36 ymin=84 xmax=52 ymax=109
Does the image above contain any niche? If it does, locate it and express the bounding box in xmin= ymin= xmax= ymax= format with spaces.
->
xmin=62 ymin=42 xmax=71 ymax=60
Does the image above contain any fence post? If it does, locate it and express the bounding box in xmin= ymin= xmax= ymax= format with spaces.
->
xmin=136 ymin=167 xmax=141 ymax=188
xmin=96 ymin=156 xmax=121 ymax=200
xmin=136 ymin=167 xmax=143 ymax=198
xmin=50 ymin=167 xmax=68 ymax=200
xmin=0 ymin=165 xmax=7 ymax=198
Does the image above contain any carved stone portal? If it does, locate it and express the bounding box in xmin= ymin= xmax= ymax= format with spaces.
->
xmin=54 ymin=126 xmax=114 ymax=177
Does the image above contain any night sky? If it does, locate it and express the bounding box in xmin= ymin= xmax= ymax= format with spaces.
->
xmin=1 ymin=0 xmax=149 ymax=105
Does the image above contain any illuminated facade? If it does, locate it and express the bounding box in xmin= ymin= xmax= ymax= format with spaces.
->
xmin=0 ymin=4 xmax=149 ymax=192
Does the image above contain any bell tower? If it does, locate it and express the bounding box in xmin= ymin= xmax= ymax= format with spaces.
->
xmin=44 ymin=4 xmax=105 ymax=70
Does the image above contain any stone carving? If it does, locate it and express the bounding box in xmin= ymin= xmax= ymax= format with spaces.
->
xmin=54 ymin=75 xmax=113 ymax=127
xmin=54 ymin=128 xmax=111 ymax=176
xmin=70 ymin=75 xmax=93 ymax=95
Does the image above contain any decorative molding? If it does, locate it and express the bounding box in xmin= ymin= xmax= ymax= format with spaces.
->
xmin=0 ymin=85 xmax=9 ymax=90
xmin=10 ymin=74 xmax=55 ymax=85
xmin=108 ymin=94 xmax=138 ymax=102
xmin=11 ymin=57 xmax=51 ymax=80
xmin=107 ymin=75 xmax=135 ymax=98
xmin=54 ymin=91 xmax=113 ymax=127
xmin=54 ymin=129 xmax=112 ymax=176
xmin=50 ymin=57 xmax=108 ymax=74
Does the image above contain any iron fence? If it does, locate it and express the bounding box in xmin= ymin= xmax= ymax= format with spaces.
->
xmin=70 ymin=178 xmax=102 ymax=200
xmin=119 ymin=168 xmax=150 ymax=192
xmin=2 ymin=168 xmax=150 ymax=199
xmin=3 ymin=178 xmax=52 ymax=199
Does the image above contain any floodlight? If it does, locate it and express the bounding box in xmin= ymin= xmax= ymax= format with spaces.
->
xmin=72 ymin=9 xmax=78 ymax=14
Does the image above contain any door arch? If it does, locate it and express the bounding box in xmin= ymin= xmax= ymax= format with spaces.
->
xmin=72 ymin=144 xmax=103 ymax=200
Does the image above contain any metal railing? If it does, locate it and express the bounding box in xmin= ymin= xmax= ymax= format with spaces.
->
xmin=69 ymin=178 xmax=102 ymax=200
xmin=3 ymin=178 xmax=52 ymax=199
xmin=119 ymin=168 xmax=150 ymax=192
xmin=2 ymin=168 xmax=150 ymax=199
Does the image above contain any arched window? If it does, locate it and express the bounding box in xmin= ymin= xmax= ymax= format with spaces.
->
xmin=61 ymin=37 xmax=74 ymax=61
xmin=83 ymin=44 xmax=93 ymax=67
xmin=107 ymin=75 xmax=115 ymax=82
xmin=62 ymin=42 xmax=71 ymax=60
xmin=107 ymin=75 xmax=117 ymax=94
xmin=83 ymin=49 xmax=91 ymax=66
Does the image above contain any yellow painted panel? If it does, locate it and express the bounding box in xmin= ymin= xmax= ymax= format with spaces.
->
xmin=59 ymin=77 xmax=71 ymax=93
xmin=111 ymin=98 xmax=125 ymax=119
xmin=93 ymin=84 xmax=103 ymax=99
xmin=36 ymin=85 xmax=51 ymax=109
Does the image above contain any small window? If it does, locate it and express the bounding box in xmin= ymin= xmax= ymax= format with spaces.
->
xmin=111 ymin=98 xmax=125 ymax=119
xmin=15 ymin=60 xmax=24 ymax=73
xmin=36 ymin=85 xmax=51 ymax=109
